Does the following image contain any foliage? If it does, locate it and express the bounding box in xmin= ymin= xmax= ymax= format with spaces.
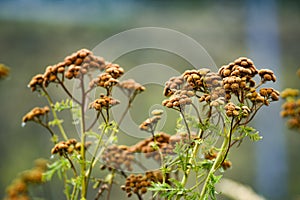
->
xmin=5 ymin=49 xmax=279 ymax=200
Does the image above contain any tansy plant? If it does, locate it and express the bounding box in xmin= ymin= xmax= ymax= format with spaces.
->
xmin=6 ymin=49 xmax=279 ymax=200
xmin=281 ymin=69 xmax=300 ymax=131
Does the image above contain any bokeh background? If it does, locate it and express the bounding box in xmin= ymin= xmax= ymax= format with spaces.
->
xmin=0 ymin=0 xmax=300 ymax=199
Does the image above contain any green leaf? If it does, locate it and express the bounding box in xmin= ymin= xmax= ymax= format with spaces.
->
xmin=248 ymin=131 xmax=263 ymax=141
xmin=240 ymin=125 xmax=263 ymax=142
xmin=53 ymin=99 xmax=74 ymax=112
xmin=42 ymin=158 xmax=70 ymax=182
xmin=48 ymin=119 xmax=64 ymax=127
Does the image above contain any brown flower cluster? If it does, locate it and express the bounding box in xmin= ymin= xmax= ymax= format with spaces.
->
xmin=28 ymin=74 xmax=44 ymax=91
xmin=121 ymin=170 xmax=163 ymax=197
xmin=0 ymin=63 xmax=10 ymax=79
xmin=89 ymin=94 xmax=120 ymax=111
xmin=118 ymin=79 xmax=146 ymax=94
xmin=219 ymin=58 xmax=257 ymax=99
xmin=163 ymin=69 xmax=224 ymax=110
xmin=130 ymin=132 xmax=173 ymax=161
xmin=219 ymin=57 xmax=278 ymax=104
xmin=28 ymin=48 xmax=106 ymax=91
xmin=281 ymin=88 xmax=300 ymax=130
xmin=101 ymin=132 xmax=190 ymax=171
xmin=64 ymin=48 xmax=105 ymax=70
xmin=51 ymin=138 xmax=91 ymax=156
xmin=219 ymin=57 xmax=257 ymax=78
xmin=139 ymin=115 xmax=162 ymax=133
xmin=5 ymin=159 xmax=48 ymax=200
xmin=105 ymin=63 xmax=124 ymax=78
xmin=259 ymin=69 xmax=277 ymax=83
xmin=182 ymin=68 xmax=210 ymax=91
xmin=22 ymin=106 xmax=50 ymax=123
xmin=162 ymin=57 xmax=279 ymax=119
xmin=89 ymin=63 xmax=125 ymax=89
xmin=224 ymin=102 xmax=250 ymax=118
xmin=163 ymin=76 xmax=184 ymax=97
xmin=101 ymin=145 xmax=134 ymax=171
xmin=89 ymin=73 xmax=119 ymax=88
xmin=281 ymin=88 xmax=299 ymax=99
xmin=162 ymin=90 xmax=193 ymax=109
xmin=259 ymin=88 xmax=280 ymax=101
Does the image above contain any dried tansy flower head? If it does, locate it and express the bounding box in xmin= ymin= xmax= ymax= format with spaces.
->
xmin=89 ymin=94 xmax=120 ymax=111
xmin=101 ymin=145 xmax=134 ymax=171
xmin=121 ymin=170 xmax=164 ymax=197
xmin=0 ymin=63 xmax=10 ymax=79
xmin=162 ymin=57 xmax=279 ymax=128
xmin=118 ymin=79 xmax=145 ymax=95
xmin=281 ymin=91 xmax=300 ymax=130
xmin=28 ymin=48 xmax=107 ymax=91
xmin=281 ymin=88 xmax=299 ymax=99
xmin=163 ymin=76 xmax=184 ymax=97
xmin=139 ymin=116 xmax=162 ymax=133
xmin=130 ymin=132 xmax=173 ymax=161
xmin=280 ymin=68 xmax=300 ymax=132
xmin=51 ymin=138 xmax=91 ymax=156
xmin=28 ymin=74 xmax=44 ymax=91
xmin=89 ymin=63 xmax=124 ymax=89
xmin=5 ymin=159 xmax=48 ymax=200
xmin=22 ymin=106 xmax=50 ymax=123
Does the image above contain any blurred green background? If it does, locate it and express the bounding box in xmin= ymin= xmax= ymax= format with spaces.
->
xmin=1 ymin=0 xmax=300 ymax=199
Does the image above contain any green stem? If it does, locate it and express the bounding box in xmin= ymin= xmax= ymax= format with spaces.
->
xmin=42 ymin=87 xmax=68 ymax=141
xmin=175 ymin=129 xmax=203 ymax=200
xmin=85 ymin=124 xmax=107 ymax=182
xmin=62 ymin=167 xmax=71 ymax=200
xmin=70 ymin=184 xmax=79 ymax=200
xmin=198 ymin=118 xmax=233 ymax=200
xmin=106 ymin=169 xmax=115 ymax=200
xmin=80 ymin=77 xmax=87 ymax=200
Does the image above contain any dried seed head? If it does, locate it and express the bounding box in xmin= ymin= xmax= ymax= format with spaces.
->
xmin=281 ymin=88 xmax=299 ymax=99
xmin=163 ymin=76 xmax=184 ymax=97
xmin=22 ymin=106 xmax=50 ymax=123
xmin=89 ymin=94 xmax=120 ymax=111
xmin=105 ymin=63 xmax=124 ymax=79
xmin=258 ymin=69 xmax=276 ymax=82
xmin=0 ymin=63 xmax=10 ymax=79
xmin=118 ymin=79 xmax=145 ymax=94
xmin=28 ymin=74 xmax=44 ymax=91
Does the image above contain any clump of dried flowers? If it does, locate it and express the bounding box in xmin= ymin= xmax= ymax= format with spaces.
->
xmin=281 ymin=69 xmax=300 ymax=131
xmin=7 ymin=49 xmax=279 ymax=200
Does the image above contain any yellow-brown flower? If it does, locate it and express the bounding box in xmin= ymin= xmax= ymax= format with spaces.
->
xmin=89 ymin=94 xmax=120 ymax=111
xmin=0 ymin=63 xmax=10 ymax=79
xmin=22 ymin=106 xmax=50 ymax=123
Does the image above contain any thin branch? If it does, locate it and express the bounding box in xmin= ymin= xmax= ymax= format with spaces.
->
xmin=63 ymin=153 xmax=78 ymax=176
xmin=179 ymin=108 xmax=191 ymax=141
xmin=57 ymin=78 xmax=81 ymax=105
xmin=42 ymin=87 xmax=68 ymax=141
xmin=87 ymin=111 xmax=101 ymax=131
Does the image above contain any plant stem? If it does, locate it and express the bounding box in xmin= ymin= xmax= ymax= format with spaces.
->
xmin=175 ymin=129 xmax=203 ymax=200
xmin=198 ymin=119 xmax=233 ymax=200
xmin=42 ymin=87 xmax=68 ymax=141
xmin=70 ymin=184 xmax=79 ymax=200
xmin=179 ymin=109 xmax=191 ymax=140
xmin=36 ymin=118 xmax=57 ymax=143
xmin=57 ymin=78 xmax=81 ymax=105
xmin=86 ymin=124 xmax=108 ymax=182
xmin=106 ymin=169 xmax=115 ymax=200
xmin=79 ymin=77 xmax=87 ymax=200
